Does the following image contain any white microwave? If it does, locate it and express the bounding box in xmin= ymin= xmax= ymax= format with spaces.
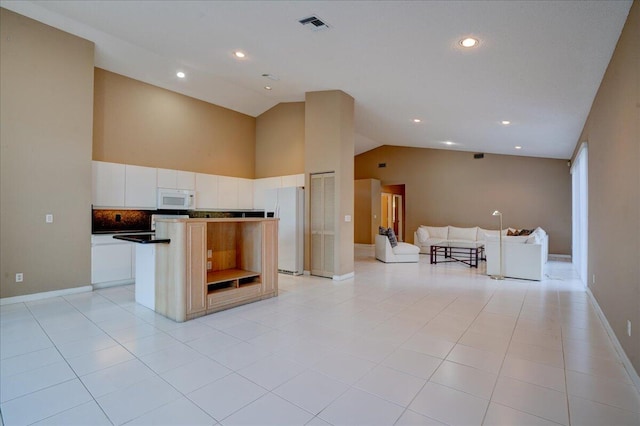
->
xmin=157 ymin=188 xmax=195 ymax=210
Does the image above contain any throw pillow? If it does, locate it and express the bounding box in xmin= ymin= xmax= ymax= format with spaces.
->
xmin=416 ymin=227 xmax=429 ymax=243
xmin=507 ymin=229 xmax=518 ymax=236
xmin=519 ymin=229 xmax=533 ymax=236
xmin=379 ymin=226 xmax=387 ymax=235
xmin=387 ymin=227 xmax=398 ymax=248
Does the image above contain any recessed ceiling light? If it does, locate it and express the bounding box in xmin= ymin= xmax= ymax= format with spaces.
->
xmin=442 ymin=141 xmax=455 ymax=146
xmin=460 ymin=37 xmax=479 ymax=48
xmin=515 ymin=146 xmax=522 ymax=150
xmin=501 ymin=120 xmax=511 ymax=125
xmin=176 ymin=71 xmax=185 ymax=78
xmin=264 ymin=86 xmax=272 ymax=90
xmin=234 ymin=51 xmax=246 ymax=59
xmin=413 ymin=119 xmax=421 ymax=123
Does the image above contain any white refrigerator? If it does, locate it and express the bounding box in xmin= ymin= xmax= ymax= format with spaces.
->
xmin=265 ymin=187 xmax=304 ymax=275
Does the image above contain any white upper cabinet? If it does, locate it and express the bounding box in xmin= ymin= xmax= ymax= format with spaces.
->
xmin=94 ymin=160 xmax=299 ymax=211
xmin=218 ymin=176 xmax=239 ymax=209
xmin=237 ymin=178 xmax=254 ymax=210
xmin=92 ymin=161 xmax=125 ymax=207
xmin=176 ymin=171 xmax=196 ymax=190
xmin=157 ymin=168 xmax=195 ymax=190
xmin=125 ymin=165 xmax=157 ymax=208
xmin=195 ymin=173 xmax=218 ymax=209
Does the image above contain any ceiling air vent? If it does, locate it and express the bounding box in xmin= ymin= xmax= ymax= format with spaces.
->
xmin=298 ymin=15 xmax=329 ymax=31
xmin=474 ymin=153 xmax=485 ymax=159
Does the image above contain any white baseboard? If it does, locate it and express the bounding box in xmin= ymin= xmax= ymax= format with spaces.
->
xmin=92 ymin=279 xmax=134 ymax=290
xmin=303 ymin=270 xmax=311 ymax=276
xmin=586 ymin=286 xmax=640 ymax=393
xmin=0 ymin=285 xmax=93 ymax=306
xmin=332 ymin=271 xmax=355 ymax=281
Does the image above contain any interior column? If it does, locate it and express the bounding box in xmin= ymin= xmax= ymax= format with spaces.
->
xmin=304 ymin=90 xmax=355 ymax=280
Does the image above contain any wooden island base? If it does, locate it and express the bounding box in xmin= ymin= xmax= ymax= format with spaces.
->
xmin=153 ymin=218 xmax=278 ymax=322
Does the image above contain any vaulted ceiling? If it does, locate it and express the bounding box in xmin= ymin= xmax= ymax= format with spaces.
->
xmin=3 ymin=0 xmax=632 ymax=158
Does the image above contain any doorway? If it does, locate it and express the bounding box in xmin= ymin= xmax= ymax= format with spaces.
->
xmin=380 ymin=184 xmax=405 ymax=242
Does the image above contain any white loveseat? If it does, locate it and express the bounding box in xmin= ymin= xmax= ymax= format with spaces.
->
xmin=485 ymin=228 xmax=549 ymax=280
xmin=375 ymin=234 xmax=420 ymax=263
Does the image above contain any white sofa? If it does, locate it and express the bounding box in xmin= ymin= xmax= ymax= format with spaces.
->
xmin=375 ymin=234 xmax=420 ymax=263
xmin=485 ymin=228 xmax=549 ymax=280
xmin=413 ymin=225 xmax=548 ymax=280
xmin=413 ymin=225 xmax=505 ymax=254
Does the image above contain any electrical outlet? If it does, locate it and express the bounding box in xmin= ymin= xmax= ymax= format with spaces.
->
xmin=45 ymin=214 xmax=54 ymax=223
xmin=627 ymin=320 xmax=632 ymax=337
xmin=15 ymin=273 xmax=23 ymax=283
xmin=592 ymin=274 xmax=596 ymax=284
xmin=207 ymin=249 xmax=212 ymax=258
xmin=207 ymin=261 xmax=212 ymax=270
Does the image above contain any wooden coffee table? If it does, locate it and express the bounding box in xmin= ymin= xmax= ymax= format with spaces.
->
xmin=430 ymin=241 xmax=485 ymax=268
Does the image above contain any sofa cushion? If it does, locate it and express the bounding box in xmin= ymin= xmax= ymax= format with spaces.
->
xmin=478 ymin=228 xmax=508 ymax=241
xmin=448 ymin=226 xmax=478 ymax=241
xmin=503 ymin=235 xmax=529 ymax=243
xmin=416 ymin=227 xmax=429 ymax=243
xmin=533 ymin=227 xmax=547 ymax=237
xmin=426 ymin=226 xmax=448 ymax=239
xmin=526 ymin=233 xmax=541 ymax=244
xmin=393 ymin=242 xmax=420 ymax=255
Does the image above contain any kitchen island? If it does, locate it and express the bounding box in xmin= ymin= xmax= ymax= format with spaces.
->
xmin=150 ymin=217 xmax=278 ymax=322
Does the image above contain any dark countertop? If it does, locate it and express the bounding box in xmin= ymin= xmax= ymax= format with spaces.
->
xmin=113 ymin=234 xmax=170 ymax=244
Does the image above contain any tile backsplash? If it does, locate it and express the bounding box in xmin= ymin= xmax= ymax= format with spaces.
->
xmin=92 ymin=209 xmax=266 ymax=233
xmin=92 ymin=209 xmax=154 ymax=233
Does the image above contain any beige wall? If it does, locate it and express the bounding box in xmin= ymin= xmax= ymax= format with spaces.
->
xmin=354 ymin=179 xmax=381 ymax=244
xmin=305 ymin=91 xmax=355 ymax=277
xmin=93 ymin=68 xmax=256 ymax=178
xmin=574 ymin=1 xmax=639 ymax=374
xmin=355 ymin=146 xmax=572 ymax=254
xmin=255 ymin=102 xmax=305 ymax=178
xmin=1 ymin=9 xmax=94 ymax=298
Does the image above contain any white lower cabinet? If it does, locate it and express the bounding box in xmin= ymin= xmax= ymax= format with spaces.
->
xmin=91 ymin=235 xmax=134 ymax=286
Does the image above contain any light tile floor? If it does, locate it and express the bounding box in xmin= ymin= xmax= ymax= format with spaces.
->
xmin=1 ymin=247 xmax=640 ymax=425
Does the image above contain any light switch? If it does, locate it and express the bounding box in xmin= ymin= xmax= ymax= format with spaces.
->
xmin=45 ymin=214 xmax=54 ymax=223
xmin=345 ymin=215 xmax=352 ymax=222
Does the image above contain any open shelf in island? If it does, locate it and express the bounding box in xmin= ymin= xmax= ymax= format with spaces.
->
xmin=206 ymin=268 xmax=261 ymax=293
xmin=154 ymin=218 xmax=278 ymax=322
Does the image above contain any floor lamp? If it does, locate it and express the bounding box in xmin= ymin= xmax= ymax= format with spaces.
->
xmin=491 ymin=210 xmax=505 ymax=280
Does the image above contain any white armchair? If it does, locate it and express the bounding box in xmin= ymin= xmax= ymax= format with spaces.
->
xmin=375 ymin=234 xmax=420 ymax=263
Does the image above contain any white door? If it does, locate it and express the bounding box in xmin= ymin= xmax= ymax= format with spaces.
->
xmin=393 ymin=194 xmax=403 ymax=242
xmin=571 ymin=143 xmax=588 ymax=286
xmin=310 ymin=172 xmax=335 ymax=278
